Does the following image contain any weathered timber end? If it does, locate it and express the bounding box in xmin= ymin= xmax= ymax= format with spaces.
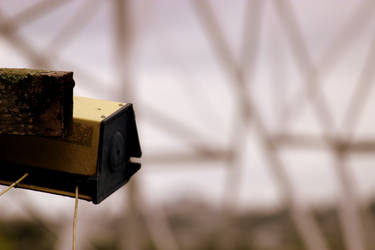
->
xmin=0 ymin=68 xmax=75 ymax=136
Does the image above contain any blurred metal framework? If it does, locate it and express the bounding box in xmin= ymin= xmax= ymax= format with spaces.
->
xmin=1 ymin=0 xmax=375 ymax=250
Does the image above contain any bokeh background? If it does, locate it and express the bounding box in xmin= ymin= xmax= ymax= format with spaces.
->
xmin=1 ymin=0 xmax=375 ymax=249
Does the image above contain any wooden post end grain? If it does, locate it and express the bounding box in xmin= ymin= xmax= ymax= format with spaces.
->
xmin=0 ymin=68 xmax=75 ymax=137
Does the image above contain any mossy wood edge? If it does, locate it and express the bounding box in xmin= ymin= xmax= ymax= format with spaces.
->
xmin=0 ymin=68 xmax=75 ymax=137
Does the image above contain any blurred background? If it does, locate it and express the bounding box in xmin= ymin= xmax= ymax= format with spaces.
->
xmin=1 ymin=0 xmax=375 ymax=249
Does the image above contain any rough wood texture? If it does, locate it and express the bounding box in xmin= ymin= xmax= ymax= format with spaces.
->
xmin=0 ymin=68 xmax=75 ymax=136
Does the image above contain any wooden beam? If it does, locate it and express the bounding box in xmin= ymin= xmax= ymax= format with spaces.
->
xmin=0 ymin=68 xmax=74 ymax=136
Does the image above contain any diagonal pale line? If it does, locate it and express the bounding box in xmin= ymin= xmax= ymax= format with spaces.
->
xmin=281 ymin=0 xmax=375 ymax=126
xmin=135 ymin=0 xmax=220 ymax=123
xmin=240 ymin=0 xmax=263 ymax=82
xmin=158 ymin=47 xmax=222 ymax=128
xmin=0 ymin=23 xmax=109 ymax=95
xmin=146 ymin=22 xmax=222 ymax=127
xmin=46 ymin=0 xmax=103 ymax=53
xmin=273 ymin=0 xmax=334 ymax=132
xmin=0 ymin=173 xmax=28 ymax=197
xmin=269 ymin=34 xmax=288 ymax=131
xmin=191 ymin=1 xmax=329 ymax=250
xmin=0 ymin=0 xmax=71 ymax=29
xmin=0 ymin=8 xmax=112 ymax=95
xmin=341 ymin=31 xmax=375 ymax=138
xmin=191 ymin=1 xmax=238 ymax=83
xmin=0 ymin=10 xmax=49 ymax=67
xmin=273 ymin=1 xmax=366 ymax=250
xmin=318 ymin=0 xmax=375 ymax=76
xmin=0 ymin=2 xmax=108 ymax=93
xmin=141 ymin=104 xmax=223 ymax=153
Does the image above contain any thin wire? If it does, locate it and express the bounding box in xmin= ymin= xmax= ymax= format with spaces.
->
xmin=0 ymin=173 xmax=29 ymax=197
xmin=73 ymin=186 xmax=79 ymax=250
